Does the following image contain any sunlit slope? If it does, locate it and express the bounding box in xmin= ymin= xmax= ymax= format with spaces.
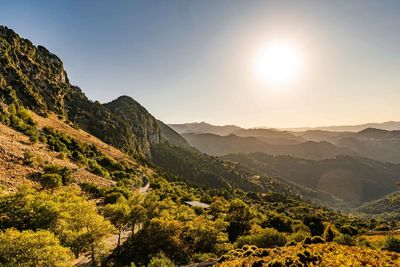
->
xmin=0 ymin=110 xmax=154 ymax=189
xmin=0 ymin=26 xmax=185 ymax=157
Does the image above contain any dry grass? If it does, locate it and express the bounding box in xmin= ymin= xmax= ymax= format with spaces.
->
xmin=31 ymin=112 xmax=156 ymax=178
xmin=0 ymin=114 xmax=124 ymax=190
xmin=31 ymin=112 xmax=135 ymax=165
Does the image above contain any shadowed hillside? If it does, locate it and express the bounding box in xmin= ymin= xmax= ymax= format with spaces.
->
xmin=223 ymin=152 xmax=400 ymax=205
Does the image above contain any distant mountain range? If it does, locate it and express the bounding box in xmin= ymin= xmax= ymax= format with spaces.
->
xmin=281 ymin=121 xmax=400 ymax=132
xmin=170 ymin=121 xmax=400 ymax=134
xmin=182 ymin=132 xmax=353 ymax=160
xmin=170 ymin=122 xmax=400 ymax=163
xmin=169 ymin=122 xmax=243 ymax=136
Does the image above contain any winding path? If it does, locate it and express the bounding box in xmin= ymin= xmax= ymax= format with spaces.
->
xmin=74 ymin=176 xmax=150 ymax=266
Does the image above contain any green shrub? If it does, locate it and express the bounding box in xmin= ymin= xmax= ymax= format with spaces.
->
xmin=41 ymin=173 xmax=62 ymax=191
xmin=104 ymin=192 xmax=126 ymax=204
xmin=323 ymin=225 xmax=336 ymax=242
xmin=23 ymin=151 xmax=35 ymax=166
xmin=235 ymin=228 xmax=287 ymax=248
xmin=88 ymin=159 xmax=109 ymax=178
xmin=262 ymin=212 xmax=293 ymax=233
xmin=334 ymin=234 xmax=355 ymax=246
xmin=287 ymin=231 xmax=311 ymax=243
xmin=43 ymin=164 xmax=72 ymax=185
xmin=148 ymin=252 xmax=176 ymax=267
xmin=382 ymin=236 xmax=400 ymax=253
xmin=80 ymin=183 xmax=103 ymax=198
xmin=340 ymin=224 xmax=359 ymax=236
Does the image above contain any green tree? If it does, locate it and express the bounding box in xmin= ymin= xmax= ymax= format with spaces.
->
xmin=0 ymin=187 xmax=59 ymax=230
xmin=103 ymin=199 xmax=131 ymax=247
xmin=226 ymin=199 xmax=254 ymax=242
xmin=55 ymin=199 xmax=115 ymax=265
xmin=323 ymin=224 xmax=336 ymax=242
xmin=41 ymin=173 xmax=62 ymax=192
xmin=0 ymin=228 xmax=74 ymax=267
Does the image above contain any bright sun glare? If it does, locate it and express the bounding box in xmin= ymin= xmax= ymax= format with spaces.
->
xmin=255 ymin=41 xmax=302 ymax=86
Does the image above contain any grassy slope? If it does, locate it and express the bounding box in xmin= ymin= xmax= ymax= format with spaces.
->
xmin=0 ymin=111 xmax=154 ymax=190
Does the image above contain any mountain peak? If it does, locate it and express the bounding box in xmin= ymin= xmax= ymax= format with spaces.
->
xmin=0 ymin=26 xmax=187 ymax=157
xmin=358 ymin=127 xmax=387 ymax=133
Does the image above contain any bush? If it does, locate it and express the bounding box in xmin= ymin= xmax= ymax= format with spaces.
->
xmin=42 ymin=164 xmax=72 ymax=185
xmin=340 ymin=224 xmax=359 ymax=236
xmin=334 ymin=234 xmax=355 ymax=246
xmin=23 ymin=151 xmax=35 ymax=166
xmin=262 ymin=212 xmax=293 ymax=233
xmin=104 ymin=192 xmax=126 ymax=204
xmin=80 ymin=183 xmax=104 ymax=198
xmin=235 ymin=228 xmax=287 ymax=248
xmin=287 ymin=231 xmax=311 ymax=243
xmin=382 ymin=236 xmax=400 ymax=253
xmin=0 ymin=229 xmax=74 ymax=266
xmin=148 ymin=252 xmax=176 ymax=267
xmin=323 ymin=225 xmax=336 ymax=242
xmin=41 ymin=173 xmax=62 ymax=191
xmin=88 ymin=159 xmax=109 ymax=178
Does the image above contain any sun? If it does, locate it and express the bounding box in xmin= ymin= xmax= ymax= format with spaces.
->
xmin=255 ymin=41 xmax=303 ymax=86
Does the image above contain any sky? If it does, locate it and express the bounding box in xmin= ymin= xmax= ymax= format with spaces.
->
xmin=1 ymin=0 xmax=399 ymax=128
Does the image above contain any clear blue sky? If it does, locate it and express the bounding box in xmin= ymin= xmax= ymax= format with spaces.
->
xmin=1 ymin=0 xmax=399 ymax=128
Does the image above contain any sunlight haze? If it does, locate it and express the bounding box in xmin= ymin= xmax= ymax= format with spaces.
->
xmin=1 ymin=0 xmax=399 ymax=128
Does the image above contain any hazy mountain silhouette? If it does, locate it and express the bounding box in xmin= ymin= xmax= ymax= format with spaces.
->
xmin=169 ymin=122 xmax=242 ymax=135
xmin=183 ymin=132 xmax=353 ymax=160
xmin=295 ymin=128 xmax=400 ymax=163
xmin=173 ymin=122 xmax=400 ymax=163
xmin=282 ymin=121 xmax=400 ymax=132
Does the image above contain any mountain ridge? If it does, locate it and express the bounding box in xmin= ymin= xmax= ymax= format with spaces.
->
xmin=0 ymin=25 xmax=184 ymax=158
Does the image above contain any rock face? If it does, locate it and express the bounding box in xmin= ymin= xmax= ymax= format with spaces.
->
xmin=105 ymin=96 xmax=161 ymax=156
xmin=0 ymin=25 xmax=186 ymax=157
xmin=0 ymin=26 xmax=70 ymax=115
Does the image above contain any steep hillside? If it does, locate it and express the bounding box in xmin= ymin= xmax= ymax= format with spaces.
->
xmin=104 ymin=96 xmax=161 ymax=155
xmin=0 ymin=25 xmax=183 ymax=157
xmin=223 ymin=153 xmax=400 ymax=205
xmin=183 ymin=132 xmax=353 ymax=160
xmin=157 ymin=120 xmax=191 ymax=148
xmin=0 ymin=108 xmax=152 ymax=190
